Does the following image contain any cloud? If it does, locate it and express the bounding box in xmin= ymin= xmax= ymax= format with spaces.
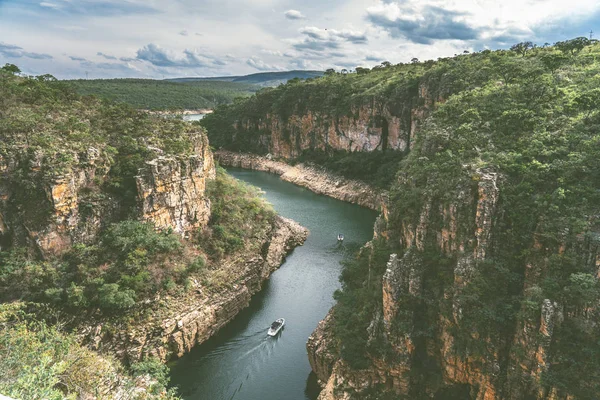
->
xmin=97 ymin=52 xmax=117 ymax=60
xmin=135 ymin=43 xmax=229 ymax=69
xmin=246 ymin=56 xmax=283 ymax=71
xmin=365 ymin=54 xmax=384 ymax=62
xmin=284 ymin=9 xmax=306 ymax=20
xmin=69 ymin=56 xmax=87 ymax=61
xmin=0 ymin=42 xmax=53 ymax=59
xmin=179 ymin=30 xmax=189 ymax=36
xmin=291 ymin=26 xmax=368 ymax=52
xmin=33 ymin=0 xmax=159 ymax=16
xmin=367 ymin=4 xmax=480 ymax=44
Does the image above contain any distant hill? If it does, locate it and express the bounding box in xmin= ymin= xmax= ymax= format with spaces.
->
xmin=65 ymin=78 xmax=260 ymax=110
xmin=167 ymin=70 xmax=325 ymax=87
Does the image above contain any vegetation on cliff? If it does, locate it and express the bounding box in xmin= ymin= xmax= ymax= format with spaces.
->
xmin=202 ymin=39 xmax=600 ymax=399
xmin=0 ymin=66 xmax=284 ymax=398
xmin=0 ymin=303 xmax=178 ymax=399
xmin=66 ymin=78 xmax=259 ymax=110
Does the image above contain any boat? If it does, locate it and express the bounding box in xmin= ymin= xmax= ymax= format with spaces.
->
xmin=267 ymin=318 xmax=285 ymax=336
xmin=337 ymin=234 xmax=344 ymax=242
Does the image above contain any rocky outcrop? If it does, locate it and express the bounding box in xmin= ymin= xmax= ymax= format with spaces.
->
xmin=81 ymin=216 xmax=308 ymax=362
xmin=307 ymin=311 xmax=340 ymax=385
xmin=215 ymin=151 xmax=386 ymax=211
xmin=0 ymin=132 xmax=216 ymax=258
xmin=136 ymin=134 xmax=216 ymax=237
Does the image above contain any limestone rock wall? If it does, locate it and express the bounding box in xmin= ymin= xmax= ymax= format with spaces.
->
xmin=227 ymin=89 xmax=433 ymax=160
xmin=136 ymin=134 xmax=216 ymax=236
xmin=0 ymin=132 xmax=215 ymax=257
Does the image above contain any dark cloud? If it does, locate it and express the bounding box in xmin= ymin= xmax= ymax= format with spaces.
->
xmin=285 ymin=9 xmax=306 ymax=20
xmin=136 ymin=44 xmax=228 ymax=69
xmin=336 ymin=31 xmax=368 ymax=44
xmin=367 ymin=5 xmax=479 ymax=44
xmin=365 ymin=54 xmax=384 ymax=62
xmin=292 ymin=27 xmax=368 ymax=53
xmin=0 ymin=42 xmax=53 ymax=59
xmin=70 ymin=56 xmax=87 ymax=61
xmin=179 ymin=30 xmax=189 ymax=36
xmin=97 ymin=52 xmax=117 ymax=60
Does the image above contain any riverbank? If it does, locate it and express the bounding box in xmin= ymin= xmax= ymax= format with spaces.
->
xmin=215 ymin=151 xmax=387 ymax=211
xmin=79 ymin=216 xmax=308 ymax=363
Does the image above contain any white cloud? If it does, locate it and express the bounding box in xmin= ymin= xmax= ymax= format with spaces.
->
xmin=246 ymin=56 xmax=284 ymax=71
xmin=284 ymin=10 xmax=306 ymax=20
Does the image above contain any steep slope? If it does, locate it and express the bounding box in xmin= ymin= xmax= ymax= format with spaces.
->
xmin=204 ymin=39 xmax=600 ymax=399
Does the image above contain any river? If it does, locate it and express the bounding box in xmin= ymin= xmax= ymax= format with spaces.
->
xmin=169 ymin=168 xmax=377 ymax=400
xmin=182 ymin=113 xmax=206 ymax=122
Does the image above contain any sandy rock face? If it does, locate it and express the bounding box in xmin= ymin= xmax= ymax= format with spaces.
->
xmin=136 ymin=135 xmax=216 ymax=236
xmin=0 ymin=132 xmax=216 ymax=257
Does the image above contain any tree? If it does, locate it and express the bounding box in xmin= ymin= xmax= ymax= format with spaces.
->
xmin=381 ymin=61 xmax=392 ymax=68
xmin=1 ymin=64 xmax=20 ymax=75
xmin=355 ymin=67 xmax=370 ymax=75
xmin=324 ymin=68 xmax=336 ymax=76
xmin=540 ymin=53 xmax=569 ymax=73
xmin=411 ymin=57 xmax=420 ymax=64
xmin=510 ymin=41 xmax=534 ymax=56
xmin=555 ymin=37 xmax=591 ymax=55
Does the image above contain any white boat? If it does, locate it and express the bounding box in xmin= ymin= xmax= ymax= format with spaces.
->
xmin=267 ymin=318 xmax=285 ymax=336
xmin=337 ymin=234 xmax=344 ymax=242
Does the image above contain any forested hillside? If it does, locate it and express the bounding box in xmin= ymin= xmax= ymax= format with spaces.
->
xmin=0 ymin=65 xmax=291 ymax=399
xmin=204 ymin=38 xmax=600 ymax=399
xmin=67 ymin=78 xmax=259 ymax=110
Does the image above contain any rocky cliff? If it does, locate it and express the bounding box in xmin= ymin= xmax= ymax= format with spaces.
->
xmin=0 ymin=132 xmax=215 ymax=257
xmin=308 ymin=166 xmax=599 ymax=400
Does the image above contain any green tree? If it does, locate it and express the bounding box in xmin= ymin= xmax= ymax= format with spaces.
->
xmin=510 ymin=41 xmax=534 ymax=56
xmin=1 ymin=63 xmax=20 ymax=74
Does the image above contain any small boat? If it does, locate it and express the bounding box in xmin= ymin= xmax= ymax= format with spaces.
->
xmin=337 ymin=234 xmax=344 ymax=242
xmin=267 ymin=318 xmax=285 ymax=336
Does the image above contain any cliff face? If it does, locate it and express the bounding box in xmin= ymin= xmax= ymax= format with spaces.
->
xmin=209 ymin=84 xmax=434 ymax=160
xmin=308 ymin=167 xmax=599 ymax=400
xmin=136 ymin=134 xmax=216 ymax=237
xmin=0 ymin=132 xmax=215 ymax=257
xmin=80 ymin=216 xmax=308 ymax=363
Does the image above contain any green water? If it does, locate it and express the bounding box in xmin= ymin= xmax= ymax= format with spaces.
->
xmin=169 ymin=168 xmax=377 ymax=400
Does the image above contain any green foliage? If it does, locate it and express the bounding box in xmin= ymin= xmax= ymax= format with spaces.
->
xmin=130 ymin=357 xmax=171 ymax=393
xmin=199 ymin=167 xmax=275 ymax=260
xmin=0 ymin=221 xmax=189 ymax=314
xmin=0 ymin=303 xmax=179 ymax=399
xmin=1 ymin=63 xmax=20 ymax=74
xmin=67 ymin=78 xmax=259 ymax=110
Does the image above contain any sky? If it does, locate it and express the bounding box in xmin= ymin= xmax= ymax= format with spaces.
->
xmin=0 ymin=0 xmax=599 ymax=79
